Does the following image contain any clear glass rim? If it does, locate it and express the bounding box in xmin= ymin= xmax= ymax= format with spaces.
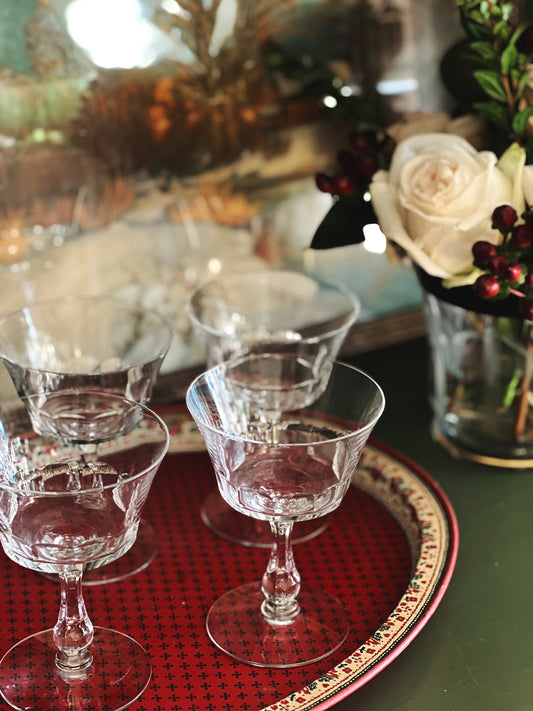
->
xmin=0 ymin=389 xmax=170 ymax=494
xmin=185 ymin=268 xmax=360 ymax=343
xmin=186 ymin=359 xmax=385 ymax=447
xmin=0 ymin=294 xmax=174 ymax=372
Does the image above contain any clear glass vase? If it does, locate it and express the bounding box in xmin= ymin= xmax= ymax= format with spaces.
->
xmin=423 ymin=291 xmax=533 ymax=467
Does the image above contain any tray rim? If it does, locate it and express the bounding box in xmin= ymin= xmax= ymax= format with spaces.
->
xmin=261 ymin=437 xmax=459 ymax=711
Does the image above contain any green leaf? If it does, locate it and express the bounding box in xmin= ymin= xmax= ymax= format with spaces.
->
xmin=460 ymin=14 xmax=492 ymax=41
xmin=501 ymin=44 xmax=518 ymax=74
xmin=310 ymin=199 xmax=374 ymax=250
xmin=518 ymin=70 xmax=531 ymax=94
xmin=470 ymin=40 xmax=496 ymax=61
xmin=470 ymin=10 xmax=485 ymax=24
xmin=510 ymin=24 xmax=527 ymax=49
xmin=472 ymin=101 xmax=512 ymax=131
xmin=473 ymin=69 xmax=508 ymax=101
xmin=502 ymin=370 xmax=521 ymax=408
xmin=494 ymin=19 xmax=512 ymax=42
xmin=512 ymin=107 xmax=533 ymax=135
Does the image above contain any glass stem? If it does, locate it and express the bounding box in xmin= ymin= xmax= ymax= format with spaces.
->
xmin=54 ymin=565 xmax=94 ymax=678
xmin=261 ymin=520 xmax=300 ymax=626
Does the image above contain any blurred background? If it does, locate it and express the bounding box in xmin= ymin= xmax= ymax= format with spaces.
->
xmin=0 ymin=0 xmax=474 ymax=383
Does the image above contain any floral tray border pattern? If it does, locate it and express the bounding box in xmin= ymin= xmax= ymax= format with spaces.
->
xmin=262 ymin=441 xmax=459 ymax=710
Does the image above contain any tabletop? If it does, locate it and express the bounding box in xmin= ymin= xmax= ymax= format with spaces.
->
xmin=1 ymin=336 xmax=530 ymax=711
xmin=334 ymin=337 xmax=533 ymax=711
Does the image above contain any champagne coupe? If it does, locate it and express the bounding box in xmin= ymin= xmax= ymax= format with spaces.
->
xmin=0 ymin=390 xmax=169 ymax=711
xmin=186 ymin=358 xmax=384 ymax=667
xmin=187 ymin=268 xmax=359 ymax=547
xmin=0 ymin=294 xmax=173 ymax=584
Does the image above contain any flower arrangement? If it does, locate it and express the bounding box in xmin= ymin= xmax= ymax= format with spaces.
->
xmin=311 ymin=1 xmax=533 ymax=463
xmin=312 ymin=0 xmax=533 ymax=299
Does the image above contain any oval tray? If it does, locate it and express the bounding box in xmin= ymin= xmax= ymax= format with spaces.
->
xmin=0 ymin=410 xmax=458 ymax=711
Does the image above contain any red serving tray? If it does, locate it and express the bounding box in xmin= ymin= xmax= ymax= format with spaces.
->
xmin=0 ymin=417 xmax=458 ymax=711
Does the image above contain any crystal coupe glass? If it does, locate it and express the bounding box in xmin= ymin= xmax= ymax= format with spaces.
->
xmin=186 ymin=358 xmax=384 ymax=667
xmin=187 ymin=269 xmax=359 ymax=547
xmin=0 ymin=390 xmax=169 ymax=711
xmin=0 ymin=295 xmax=173 ymax=584
xmin=0 ymin=295 xmax=172 ymax=405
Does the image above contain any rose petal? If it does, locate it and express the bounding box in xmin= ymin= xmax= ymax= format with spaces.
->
xmin=497 ymin=142 xmax=526 ymax=214
xmin=370 ymin=175 xmax=451 ymax=278
xmin=370 ymin=133 xmax=521 ymax=280
xmin=524 ymin=164 xmax=533 ymax=206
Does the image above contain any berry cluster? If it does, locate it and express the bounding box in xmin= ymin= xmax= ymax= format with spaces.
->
xmin=472 ymin=205 xmax=533 ymax=320
xmin=315 ymin=131 xmax=382 ymax=198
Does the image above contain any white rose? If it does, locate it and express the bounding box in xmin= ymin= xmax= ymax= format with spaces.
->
xmin=523 ymin=164 xmax=533 ymax=206
xmin=370 ymin=133 xmax=519 ymax=280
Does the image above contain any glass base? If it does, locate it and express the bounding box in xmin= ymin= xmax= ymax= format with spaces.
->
xmin=206 ymin=582 xmax=349 ymax=668
xmin=423 ymin=291 xmax=533 ymax=466
xmin=0 ymin=627 xmax=151 ymax=711
xmin=432 ymin=423 xmax=533 ymax=469
xmin=41 ymin=519 xmax=158 ymax=586
xmin=201 ymin=489 xmax=330 ymax=548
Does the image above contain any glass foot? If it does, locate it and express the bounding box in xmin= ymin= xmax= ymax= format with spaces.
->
xmin=41 ymin=519 xmax=158 ymax=586
xmin=0 ymin=627 xmax=151 ymax=711
xmin=206 ymin=581 xmax=350 ymax=668
xmin=201 ymin=489 xmax=330 ymax=548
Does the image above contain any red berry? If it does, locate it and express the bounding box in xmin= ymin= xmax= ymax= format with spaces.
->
xmin=502 ymin=262 xmax=523 ymax=282
xmin=521 ymin=299 xmax=533 ymax=321
xmin=474 ymin=274 xmax=500 ymax=299
xmin=511 ymin=224 xmax=533 ymax=247
xmin=315 ymin=172 xmax=334 ymax=193
xmin=492 ymin=205 xmax=517 ymax=231
xmin=358 ymin=155 xmax=379 ymax=177
xmin=332 ymin=172 xmax=355 ymax=195
xmin=472 ymin=240 xmax=497 ymax=265
xmin=525 ymin=272 xmax=533 ymax=287
xmin=486 ymin=254 xmax=508 ymax=275
xmin=349 ymin=131 xmax=373 ymax=154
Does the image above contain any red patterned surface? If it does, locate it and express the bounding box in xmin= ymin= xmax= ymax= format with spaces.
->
xmin=0 ymin=449 xmax=412 ymax=711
